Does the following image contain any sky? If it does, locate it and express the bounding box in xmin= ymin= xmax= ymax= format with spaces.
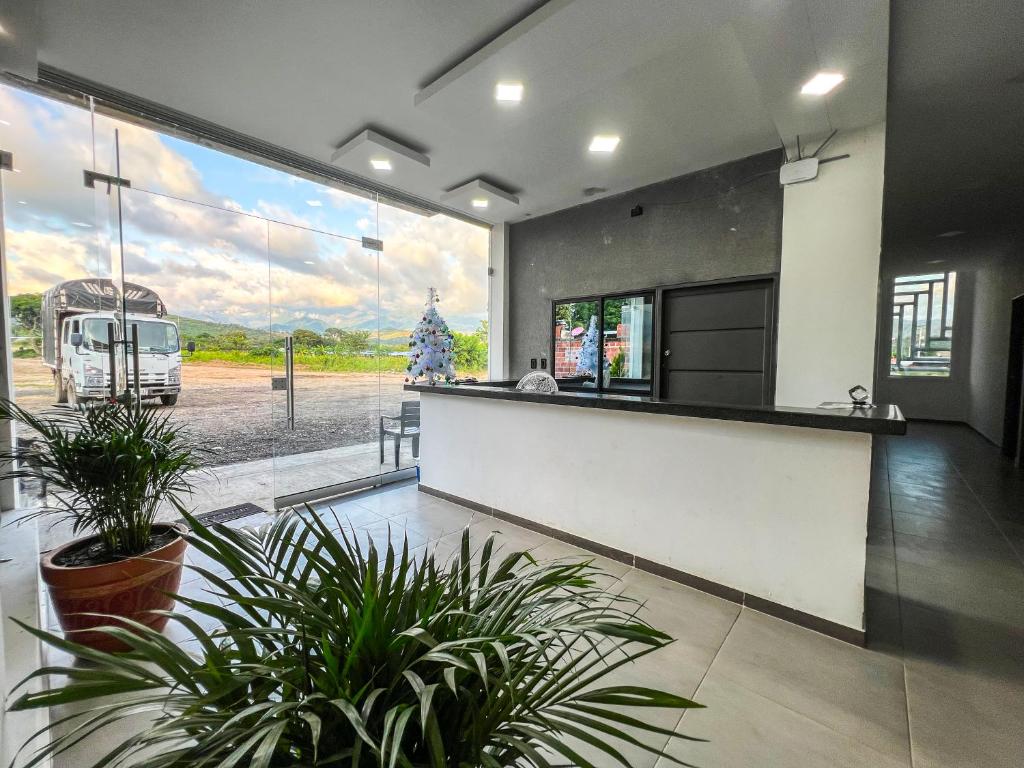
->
xmin=0 ymin=84 xmax=490 ymax=334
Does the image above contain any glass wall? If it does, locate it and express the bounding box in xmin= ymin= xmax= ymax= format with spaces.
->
xmin=0 ymin=82 xmax=490 ymax=513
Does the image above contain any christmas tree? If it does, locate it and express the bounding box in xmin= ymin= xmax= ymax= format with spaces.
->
xmin=406 ymin=287 xmax=456 ymax=386
xmin=575 ymin=315 xmax=601 ymax=376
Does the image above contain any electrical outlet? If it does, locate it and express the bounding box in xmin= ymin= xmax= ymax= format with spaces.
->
xmin=540 ymin=358 xmax=547 ymax=369
xmin=530 ymin=358 xmax=537 ymax=369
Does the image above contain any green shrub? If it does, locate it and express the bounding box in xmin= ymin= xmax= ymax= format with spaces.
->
xmin=10 ymin=514 xmax=704 ymax=767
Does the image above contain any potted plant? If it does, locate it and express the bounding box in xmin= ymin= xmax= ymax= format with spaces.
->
xmin=9 ymin=514 xmax=705 ymax=767
xmin=0 ymin=399 xmax=203 ymax=652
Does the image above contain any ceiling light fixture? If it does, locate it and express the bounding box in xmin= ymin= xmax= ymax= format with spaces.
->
xmin=801 ymin=72 xmax=845 ymax=95
xmin=589 ymin=135 xmax=620 ymax=153
xmin=303 ymin=260 xmax=315 ymax=265
xmin=0 ymin=119 xmax=10 ymax=126
xmin=471 ymin=198 xmax=489 ymax=209
xmin=306 ymin=200 xmax=322 ymax=207
xmin=370 ymin=158 xmax=392 ymax=171
xmin=495 ymin=82 xmax=524 ymax=103
xmin=16 ymin=200 xmax=26 ymax=205
xmin=72 ymin=221 xmax=92 ymax=228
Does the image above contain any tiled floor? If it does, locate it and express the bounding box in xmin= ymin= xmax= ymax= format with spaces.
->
xmin=34 ymin=422 xmax=1024 ymax=767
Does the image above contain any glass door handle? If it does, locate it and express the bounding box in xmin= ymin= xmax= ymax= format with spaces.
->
xmin=285 ymin=336 xmax=295 ymax=430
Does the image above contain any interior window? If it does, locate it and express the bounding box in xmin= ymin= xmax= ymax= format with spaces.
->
xmin=552 ymin=293 xmax=654 ymax=393
xmin=890 ymin=271 xmax=956 ymax=377
xmin=553 ymin=299 xmax=599 ymax=387
xmin=603 ymin=294 xmax=654 ymax=392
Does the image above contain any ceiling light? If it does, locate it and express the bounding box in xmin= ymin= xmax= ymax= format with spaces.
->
xmin=72 ymin=221 xmax=92 ymax=228
xmin=495 ymin=82 xmax=523 ymax=102
xmin=306 ymin=200 xmax=322 ymax=207
xmin=471 ymin=198 xmax=489 ymax=209
xmin=589 ymin=135 xmax=620 ymax=153
xmin=303 ymin=260 xmax=315 ymax=265
xmin=370 ymin=158 xmax=392 ymax=171
xmin=16 ymin=200 xmax=26 ymax=205
xmin=801 ymin=72 xmax=845 ymax=95
xmin=0 ymin=119 xmax=10 ymax=126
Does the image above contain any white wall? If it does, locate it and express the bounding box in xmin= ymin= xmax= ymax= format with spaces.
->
xmin=775 ymin=124 xmax=886 ymax=407
xmin=969 ymin=245 xmax=1024 ymax=444
xmin=488 ymin=223 xmax=509 ymax=379
xmin=421 ymin=394 xmax=872 ymax=632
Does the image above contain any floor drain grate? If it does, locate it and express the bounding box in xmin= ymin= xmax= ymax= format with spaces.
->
xmin=185 ymin=502 xmax=268 ymax=528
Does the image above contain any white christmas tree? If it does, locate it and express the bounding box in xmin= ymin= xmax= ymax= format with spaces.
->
xmin=575 ymin=315 xmax=601 ymax=376
xmin=406 ymin=287 xmax=456 ymax=386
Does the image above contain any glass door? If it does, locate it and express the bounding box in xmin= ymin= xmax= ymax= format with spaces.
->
xmin=268 ymin=202 xmax=395 ymax=507
xmin=115 ymin=183 xmax=276 ymax=514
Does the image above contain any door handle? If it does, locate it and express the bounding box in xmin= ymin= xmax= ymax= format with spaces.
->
xmin=285 ymin=336 xmax=295 ymax=430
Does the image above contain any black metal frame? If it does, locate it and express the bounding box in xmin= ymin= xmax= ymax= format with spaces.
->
xmin=549 ymin=289 xmax=656 ymax=395
xmin=889 ymin=271 xmax=956 ymax=377
xmin=652 ymin=273 xmax=779 ymax=403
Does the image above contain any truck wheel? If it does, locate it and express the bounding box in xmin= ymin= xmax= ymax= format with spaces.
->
xmin=66 ymin=381 xmax=81 ymax=411
xmin=160 ymin=394 xmax=178 ymax=406
xmin=54 ymin=374 xmax=67 ymax=404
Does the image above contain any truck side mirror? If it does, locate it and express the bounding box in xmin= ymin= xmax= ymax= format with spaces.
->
xmin=186 ymin=341 xmax=196 ymax=354
xmin=69 ymin=332 xmax=83 ymax=348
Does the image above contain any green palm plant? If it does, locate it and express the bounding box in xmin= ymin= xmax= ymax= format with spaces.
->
xmin=9 ymin=510 xmax=704 ymax=767
xmin=0 ymin=399 xmax=204 ymax=558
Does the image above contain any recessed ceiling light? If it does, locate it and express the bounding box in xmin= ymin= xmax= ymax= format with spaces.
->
xmin=937 ymin=230 xmax=966 ymax=238
xmin=72 ymin=221 xmax=92 ymax=228
xmin=495 ymin=82 xmax=523 ymax=102
xmin=471 ymin=198 xmax=489 ymax=209
xmin=589 ymin=135 xmax=620 ymax=153
xmin=16 ymin=200 xmax=26 ymax=205
xmin=801 ymin=72 xmax=845 ymax=95
xmin=303 ymin=260 xmax=315 ymax=265
xmin=370 ymin=158 xmax=392 ymax=171
xmin=306 ymin=200 xmax=322 ymax=207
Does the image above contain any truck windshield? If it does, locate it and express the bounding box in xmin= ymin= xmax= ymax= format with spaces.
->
xmin=129 ymin=321 xmax=180 ymax=353
xmin=82 ymin=319 xmax=115 ymax=351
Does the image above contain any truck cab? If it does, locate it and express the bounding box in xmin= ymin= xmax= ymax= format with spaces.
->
xmin=57 ymin=312 xmax=183 ymax=407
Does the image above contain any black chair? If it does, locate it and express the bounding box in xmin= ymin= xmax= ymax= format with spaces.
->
xmin=380 ymin=401 xmax=420 ymax=468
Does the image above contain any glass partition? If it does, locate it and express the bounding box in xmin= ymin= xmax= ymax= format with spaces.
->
xmin=553 ymin=293 xmax=653 ymax=393
xmin=0 ymin=81 xmax=492 ymax=515
xmin=553 ymin=299 xmax=599 ymax=387
xmin=603 ymin=293 xmax=654 ymax=392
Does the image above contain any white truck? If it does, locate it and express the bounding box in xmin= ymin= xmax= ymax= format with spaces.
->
xmin=42 ymin=279 xmax=186 ymax=407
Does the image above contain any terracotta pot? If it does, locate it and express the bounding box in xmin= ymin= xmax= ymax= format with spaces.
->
xmin=40 ymin=523 xmax=189 ymax=652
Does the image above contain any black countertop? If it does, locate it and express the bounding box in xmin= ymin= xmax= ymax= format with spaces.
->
xmin=404 ymin=383 xmax=906 ymax=436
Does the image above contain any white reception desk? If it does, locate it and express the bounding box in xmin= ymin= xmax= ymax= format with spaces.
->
xmin=407 ymin=383 xmax=905 ymax=644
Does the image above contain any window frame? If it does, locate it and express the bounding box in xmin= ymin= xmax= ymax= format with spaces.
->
xmin=888 ymin=270 xmax=957 ymax=379
xmin=550 ymin=289 xmax=656 ymax=395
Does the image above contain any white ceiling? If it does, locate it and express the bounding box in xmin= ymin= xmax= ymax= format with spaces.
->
xmin=26 ymin=0 xmax=889 ymax=224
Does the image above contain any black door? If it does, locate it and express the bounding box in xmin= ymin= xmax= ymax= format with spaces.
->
xmin=1001 ymin=295 xmax=1024 ymax=461
xmin=659 ymin=278 xmax=775 ymax=406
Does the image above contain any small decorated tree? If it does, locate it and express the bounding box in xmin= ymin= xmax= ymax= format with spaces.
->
xmin=406 ymin=287 xmax=456 ymax=386
xmin=575 ymin=315 xmax=601 ymax=376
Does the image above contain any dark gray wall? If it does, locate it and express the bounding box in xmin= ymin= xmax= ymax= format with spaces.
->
xmin=508 ymin=150 xmax=784 ymax=377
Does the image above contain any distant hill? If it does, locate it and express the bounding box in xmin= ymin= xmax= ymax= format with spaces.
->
xmin=170 ymin=314 xmax=410 ymax=347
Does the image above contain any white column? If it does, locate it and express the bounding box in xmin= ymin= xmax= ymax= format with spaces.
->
xmin=775 ymin=124 xmax=887 ymax=407
xmin=487 ymin=223 xmax=510 ymax=379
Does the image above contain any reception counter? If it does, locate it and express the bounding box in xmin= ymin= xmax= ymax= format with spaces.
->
xmin=406 ymin=383 xmax=905 ymax=644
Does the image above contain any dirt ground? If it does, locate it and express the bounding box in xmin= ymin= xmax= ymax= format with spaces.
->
xmin=12 ymin=358 xmax=413 ymax=467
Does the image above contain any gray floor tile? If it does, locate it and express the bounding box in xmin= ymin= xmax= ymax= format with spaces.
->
xmin=656 ymin=675 xmax=910 ymax=768
xmin=708 ymin=610 xmax=911 ymax=762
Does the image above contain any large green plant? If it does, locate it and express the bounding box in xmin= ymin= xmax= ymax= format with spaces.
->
xmin=10 ymin=512 xmax=704 ymax=767
xmin=0 ymin=400 xmax=203 ymax=557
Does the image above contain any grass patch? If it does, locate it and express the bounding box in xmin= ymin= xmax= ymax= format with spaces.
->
xmin=184 ymin=350 xmax=486 ymax=378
